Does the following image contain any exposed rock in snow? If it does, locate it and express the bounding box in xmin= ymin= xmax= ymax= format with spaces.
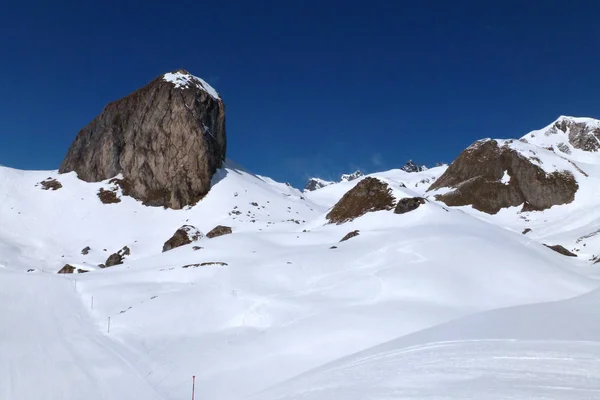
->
xmin=206 ymin=225 xmax=233 ymax=238
xmin=340 ymin=170 xmax=363 ymax=182
xmin=327 ymin=177 xmax=395 ymax=224
xmin=59 ymin=69 xmax=226 ymax=209
xmin=394 ymin=197 xmax=425 ymax=214
xmin=544 ymin=244 xmax=577 ymax=257
xmin=38 ymin=178 xmax=62 ymax=191
xmin=304 ymin=178 xmax=335 ymax=192
xmin=401 ymin=160 xmax=427 ymax=173
xmin=339 ymin=230 xmax=360 ymax=242
xmin=163 ymin=225 xmax=203 ymax=252
xmin=304 ymin=171 xmax=363 ymax=192
xmin=522 ymin=116 xmax=600 ymax=154
xmin=105 ymin=246 xmax=130 ymax=267
xmin=428 ymin=139 xmax=579 ymax=214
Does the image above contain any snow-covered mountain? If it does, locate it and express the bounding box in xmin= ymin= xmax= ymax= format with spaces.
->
xmin=304 ymin=170 xmax=363 ymax=192
xmin=4 ymin=98 xmax=600 ymax=400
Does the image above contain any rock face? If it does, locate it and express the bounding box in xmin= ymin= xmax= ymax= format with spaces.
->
xmin=401 ymin=160 xmax=427 ymax=173
xmin=163 ymin=225 xmax=203 ymax=252
xmin=304 ymin=178 xmax=335 ymax=192
xmin=57 ymin=264 xmax=76 ymax=274
xmin=340 ymin=170 xmax=363 ymax=182
xmin=523 ymin=116 xmax=600 ymax=153
xmin=59 ymin=69 xmax=226 ymax=209
xmin=206 ymin=225 xmax=233 ymax=239
xmin=394 ymin=197 xmax=425 ymax=214
xmin=327 ymin=178 xmax=395 ymax=224
xmin=428 ymin=140 xmax=578 ymax=214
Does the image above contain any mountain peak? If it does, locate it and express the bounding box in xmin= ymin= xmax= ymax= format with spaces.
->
xmin=401 ymin=160 xmax=427 ymax=173
xmin=162 ymin=69 xmax=220 ymax=99
xmin=340 ymin=170 xmax=363 ymax=182
xmin=522 ymin=115 xmax=600 ymax=155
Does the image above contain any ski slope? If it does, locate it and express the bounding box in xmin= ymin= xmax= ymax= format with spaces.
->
xmin=254 ymin=289 xmax=600 ymax=400
xmin=2 ymin=148 xmax=600 ymax=399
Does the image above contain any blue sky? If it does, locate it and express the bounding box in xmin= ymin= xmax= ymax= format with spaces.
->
xmin=1 ymin=1 xmax=599 ymax=187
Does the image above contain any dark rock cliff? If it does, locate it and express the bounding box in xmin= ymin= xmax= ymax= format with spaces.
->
xmin=59 ymin=69 xmax=226 ymax=209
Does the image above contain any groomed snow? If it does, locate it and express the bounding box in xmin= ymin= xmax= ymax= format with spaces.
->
xmin=2 ymin=158 xmax=599 ymax=399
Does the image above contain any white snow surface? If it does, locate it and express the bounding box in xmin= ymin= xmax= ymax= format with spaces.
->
xmin=163 ymin=71 xmax=220 ymax=99
xmin=3 ymin=146 xmax=600 ymax=399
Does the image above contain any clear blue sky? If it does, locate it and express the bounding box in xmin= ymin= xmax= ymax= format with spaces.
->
xmin=1 ymin=1 xmax=599 ymax=187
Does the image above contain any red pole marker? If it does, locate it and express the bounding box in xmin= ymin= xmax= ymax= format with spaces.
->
xmin=192 ymin=375 xmax=196 ymax=400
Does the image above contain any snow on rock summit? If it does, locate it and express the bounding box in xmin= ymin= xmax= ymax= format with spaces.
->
xmin=59 ymin=69 xmax=226 ymax=209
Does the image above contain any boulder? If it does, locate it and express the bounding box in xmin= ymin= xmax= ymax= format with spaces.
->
xmin=57 ymin=264 xmax=76 ymax=274
xmin=428 ymin=139 xmax=578 ymax=214
xmin=39 ymin=178 xmax=62 ymax=191
xmin=163 ymin=225 xmax=203 ymax=252
xmin=340 ymin=230 xmax=360 ymax=242
xmin=326 ymin=177 xmax=395 ymax=224
xmin=105 ymin=246 xmax=131 ymax=267
xmin=206 ymin=225 xmax=233 ymax=239
xmin=59 ymin=69 xmax=226 ymax=209
xmin=394 ymin=197 xmax=425 ymax=214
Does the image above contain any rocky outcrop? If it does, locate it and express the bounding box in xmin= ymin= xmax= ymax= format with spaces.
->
xmin=401 ymin=160 xmax=427 ymax=173
xmin=206 ymin=225 xmax=232 ymax=238
xmin=59 ymin=69 xmax=226 ymax=209
xmin=98 ymin=188 xmax=120 ymax=204
xmin=340 ymin=230 xmax=360 ymax=242
xmin=544 ymin=244 xmax=577 ymax=257
xmin=549 ymin=117 xmax=600 ymax=152
xmin=394 ymin=197 xmax=425 ymax=214
xmin=105 ymin=246 xmax=130 ymax=267
xmin=38 ymin=178 xmax=62 ymax=191
xmin=327 ymin=178 xmax=395 ymax=224
xmin=163 ymin=225 xmax=203 ymax=252
xmin=340 ymin=170 xmax=363 ymax=182
xmin=57 ymin=264 xmax=76 ymax=274
xmin=304 ymin=178 xmax=335 ymax=192
xmin=428 ymin=140 xmax=578 ymax=214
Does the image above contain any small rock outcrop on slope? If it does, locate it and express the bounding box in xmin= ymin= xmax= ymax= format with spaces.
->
xmin=59 ymin=69 xmax=226 ymax=209
xmin=206 ymin=225 xmax=233 ymax=238
xmin=105 ymin=246 xmax=131 ymax=267
xmin=57 ymin=264 xmax=76 ymax=274
xmin=38 ymin=178 xmax=62 ymax=191
xmin=394 ymin=197 xmax=425 ymax=214
xmin=327 ymin=177 xmax=395 ymax=224
xmin=544 ymin=244 xmax=577 ymax=257
xmin=340 ymin=230 xmax=360 ymax=242
xmin=428 ymin=139 xmax=578 ymax=214
xmin=163 ymin=225 xmax=203 ymax=252
xmin=401 ymin=160 xmax=427 ymax=173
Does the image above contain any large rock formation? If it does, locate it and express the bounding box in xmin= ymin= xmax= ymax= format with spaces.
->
xmin=522 ymin=116 xmax=600 ymax=153
xmin=428 ymin=139 xmax=578 ymax=214
xmin=163 ymin=225 xmax=203 ymax=252
xmin=326 ymin=177 xmax=395 ymax=224
xmin=59 ymin=69 xmax=226 ymax=209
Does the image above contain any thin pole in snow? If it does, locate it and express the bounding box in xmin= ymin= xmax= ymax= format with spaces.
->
xmin=192 ymin=375 xmax=196 ymax=400
xmin=107 ymin=317 xmax=111 ymax=333
xmin=91 ymin=296 xmax=94 ymax=310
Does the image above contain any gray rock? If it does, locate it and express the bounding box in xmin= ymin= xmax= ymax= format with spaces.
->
xmin=59 ymin=69 xmax=226 ymax=209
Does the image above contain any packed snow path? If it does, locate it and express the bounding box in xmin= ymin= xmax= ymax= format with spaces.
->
xmin=0 ymin=270 xmax=163 ymax=400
